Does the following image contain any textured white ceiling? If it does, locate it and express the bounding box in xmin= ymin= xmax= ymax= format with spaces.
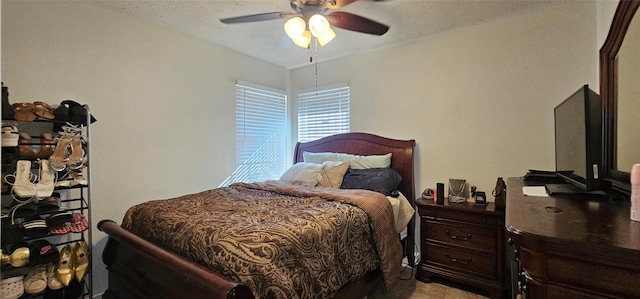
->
xmin=97 ymin=0 xmax=562 ymax=69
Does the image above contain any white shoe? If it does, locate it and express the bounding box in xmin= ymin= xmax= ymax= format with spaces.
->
xmin=10 ymin=160 xmax=36 ymax=198
xmin=54 ymin=168 xmax=87 ymax=187
xmin=1 ymin=124 xmax=19 ymax=147
xmin=35 ymin=160 xmax=56 ymax=197
xmin=70 ymin=170 xmax=87 ymax=186
xmin=54 ymin=169 xmax=71 ymax=187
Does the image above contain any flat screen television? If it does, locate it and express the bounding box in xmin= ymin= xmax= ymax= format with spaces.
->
xmin=547 ymin=85 xmax=605 ymax=195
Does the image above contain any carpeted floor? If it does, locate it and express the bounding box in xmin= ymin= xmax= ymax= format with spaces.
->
xmin=368 ymin=267 xmax=490 ymax=299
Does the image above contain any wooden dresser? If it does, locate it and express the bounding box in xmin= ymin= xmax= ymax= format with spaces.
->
xmin=416 ymin=197 xmax=507 ymax=299
xmin=505 ymin=177 xmax=640 ymax=299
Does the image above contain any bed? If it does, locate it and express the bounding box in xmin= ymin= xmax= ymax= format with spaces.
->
xmin=98 ymin=132 xmax=416 ymax=299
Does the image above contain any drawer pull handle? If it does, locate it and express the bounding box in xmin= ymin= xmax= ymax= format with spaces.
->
xmin=446 ymin=230 xmax=472 ymax=241
xmin=446 ymin=253 xmax=472 ymax=264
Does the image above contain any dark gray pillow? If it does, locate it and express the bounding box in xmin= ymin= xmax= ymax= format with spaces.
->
xmin=340 ymin=167 xmax=402 ymax=197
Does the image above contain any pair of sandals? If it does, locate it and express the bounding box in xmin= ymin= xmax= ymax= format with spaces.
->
xmin=22 ymin=263 xmax=65 ymax=294
xmin=48 ymin=212 xmax=88 ymax=236
xmin=6 ymin=99 xmax=97 ymax=126
xmin=1 ymin=264 xmax=64 ymax=297
xmin=4 ymin=160 xmax=56 ymax=200
xmin=17 ymin=132 xmax=55 ymax=160
xmin=22 ymin=217 xmax=50 ymax=238
xmin=2 ymin=214 xmax=58 ymax=239
xmin=48 ymin=132 xmax=85 ymax=172
xmin=11 ymin=102 xmax=55 ymax=122
xmin=0 ymin=267 xmax=78 ymax=299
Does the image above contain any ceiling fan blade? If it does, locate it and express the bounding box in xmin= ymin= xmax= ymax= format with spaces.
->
xmin=327 ymin=11 xmax=389 ymax=35
xmin=326 ymin=0 xmax=359 ymax=9
xmin=220 ymin=12 xmax=292 ymax=24
xmin=326 ymin=0 xmax=386 ymax=10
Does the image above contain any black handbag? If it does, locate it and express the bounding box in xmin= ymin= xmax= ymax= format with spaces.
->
xmin=53 ymin=100 xmax=96 ymax=131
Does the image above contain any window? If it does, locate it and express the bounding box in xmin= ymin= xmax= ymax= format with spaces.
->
xmin=297 ymin=85 xmax=350 ymax=142
xmin=221 ymin=81 xmax=287 ymax=186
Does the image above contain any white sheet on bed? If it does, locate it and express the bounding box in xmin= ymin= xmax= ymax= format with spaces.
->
xmin=387 ymin=192 xmax=415 ymax=235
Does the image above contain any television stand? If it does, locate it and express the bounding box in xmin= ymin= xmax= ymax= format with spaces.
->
xmin=544 ymin=183 xmax=607 ymax=198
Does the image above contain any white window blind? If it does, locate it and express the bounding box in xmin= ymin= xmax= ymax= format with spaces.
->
xmin=221 ymin=82 xmax=287 ymax=186
xmin=297 ymin=85 xmax=350 ymax=142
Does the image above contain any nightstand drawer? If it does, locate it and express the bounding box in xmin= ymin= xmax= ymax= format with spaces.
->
xmin=415 ymin=198 xmax=506 ymax=298
xmin=425 ymin=243 xmax=496 ymax=278
xmin=426 ymin=209 xmax=497 ymax=226
xmin=424 ymin=221 xmax=497 ymax=253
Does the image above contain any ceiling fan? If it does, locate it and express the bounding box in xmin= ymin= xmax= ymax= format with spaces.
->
xmin=220 ymin=0 xmax=389 ymax=48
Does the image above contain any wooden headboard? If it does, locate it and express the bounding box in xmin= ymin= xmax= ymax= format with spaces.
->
xmin=294 ymin=132 xmax=418 ymax=266
xmin=294 ymin=132 xmax=417 ymax=204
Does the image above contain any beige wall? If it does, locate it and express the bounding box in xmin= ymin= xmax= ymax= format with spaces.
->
xmin=1 ymin=0 xmax=618 ymax=297
xmin=2 ymin=0 xmax=287 ymax=294
xmin=291 ymin=1 xmax=599 ymax=197
xmin=598 ymin=1 xmax=620 ymax=48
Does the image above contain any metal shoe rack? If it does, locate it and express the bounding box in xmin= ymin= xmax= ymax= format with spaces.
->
xmin=1 ymin=106 xmax=92 ymax=298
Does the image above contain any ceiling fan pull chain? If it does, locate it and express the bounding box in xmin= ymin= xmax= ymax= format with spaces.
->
xmin=314 ymin=38 xmax=319 ymax=95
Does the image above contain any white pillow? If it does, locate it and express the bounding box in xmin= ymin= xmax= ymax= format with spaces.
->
xmin=279 ymin=162 xmax=323 ymax=186
xmin=303 ymin=151 xmax=392 ymax=169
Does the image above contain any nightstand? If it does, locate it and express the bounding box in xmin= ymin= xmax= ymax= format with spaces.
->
xmin=415 ymin=197 xmax=506 ymax=299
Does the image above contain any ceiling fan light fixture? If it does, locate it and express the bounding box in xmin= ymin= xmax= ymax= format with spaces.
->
xmin=284 ymin=17 xmax=306 ymax=39
xmin=316 ymin=27 xmax=336 ymax=46
xmin=308 ymin=14 xmax=331 ymax=38
xmin=292 ymin=30 xmax=311 ymax=48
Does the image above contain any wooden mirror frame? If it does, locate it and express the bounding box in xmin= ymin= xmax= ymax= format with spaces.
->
xmin=600 ymin=0 xmax=640 ymax=194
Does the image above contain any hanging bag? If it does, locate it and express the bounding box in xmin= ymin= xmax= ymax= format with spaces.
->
xmin=53 ymin=100 xmax=96 ymax=131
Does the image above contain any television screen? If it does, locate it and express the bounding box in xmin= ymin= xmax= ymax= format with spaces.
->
xmin=553 ymin=84 xmax=603 ymax=192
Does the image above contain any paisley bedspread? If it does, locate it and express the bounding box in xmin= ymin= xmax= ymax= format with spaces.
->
xmin=121 ymin=180 xmax=403 ymax=299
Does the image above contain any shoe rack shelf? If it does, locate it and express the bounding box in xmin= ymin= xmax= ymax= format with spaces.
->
xmin=1 ymin=108 xmax=93 ymax=299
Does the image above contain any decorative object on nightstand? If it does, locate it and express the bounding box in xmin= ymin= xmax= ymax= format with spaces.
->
xmin=436 ymin=183 xmax=444 ymax=204
xmin=448 ymin=178 xmax=467 ymax=203
xmin=492 ymin=177 xmax=506 ymax=208
xmin=416 ymin=197 xmax=507 ymax=299
xmin=474 ymin=191 xmax=487 ymax=205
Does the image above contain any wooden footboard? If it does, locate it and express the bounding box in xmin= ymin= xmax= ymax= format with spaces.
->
xmin=98 ymin=220 xmax=254 ymax=299
xmin=98 ymin=219 xmax=382 ymax=299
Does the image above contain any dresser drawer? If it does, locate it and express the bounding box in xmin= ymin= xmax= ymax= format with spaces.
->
xmin=424 ymin=221 xmax=497 ymax=253
xmin=425 ymin=244 xmax=497 ymax=278
xmin=421 ymin=208 xmax=497 ymax=226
